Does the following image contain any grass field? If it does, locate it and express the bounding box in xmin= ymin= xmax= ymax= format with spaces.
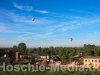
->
xmin=0 ymin=70 xmax=100 ymax=75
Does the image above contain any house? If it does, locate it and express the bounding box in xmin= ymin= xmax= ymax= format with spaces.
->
xmin=50 ymin=55 xmax=61 ymax=63
xmin=66 ymin=61 xmax=80 ymax=68
xmin=83 ymin=56 xmax=100 ymax=68
xmin=55 ymin=61 xmax=62 ymax=66
xmin=39 ymin=56 xmax=50 ymax=61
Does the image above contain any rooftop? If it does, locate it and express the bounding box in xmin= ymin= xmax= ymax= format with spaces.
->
xmin=84 ymin=56 xmax=100 ymax=59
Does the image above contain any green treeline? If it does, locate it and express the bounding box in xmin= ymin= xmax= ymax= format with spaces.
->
xmin=0 ymin=43 xmax=100 ymax=64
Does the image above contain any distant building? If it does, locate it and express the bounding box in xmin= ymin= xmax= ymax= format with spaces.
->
xmin=66 ymin=61 xmax=80 ymax=68
xmin=83 ymin=56 xmax=100 ymax=68
xmin=39 ymin=56 xmax=50 ymax=60
xmin=15 ymin=52 xmax=19 ymax=61
xmin=55 ymin=61 xmax=61 ymax=66
xmin=50 ymin=55 xmax=61 ymax=63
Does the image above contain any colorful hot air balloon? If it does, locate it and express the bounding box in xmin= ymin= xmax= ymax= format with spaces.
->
xmin=32 ymin=17 xmax=35 ymax=21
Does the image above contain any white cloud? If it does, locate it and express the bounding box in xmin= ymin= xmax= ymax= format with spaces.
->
xmin=35 ymin=10 xmax=49 ymax=14
xmin=1 ymin=8 xmax=100 ymax=34
xmin=13 ymin=2 xmax=33 ymax=11
xmin=13 ymin=2 xmax=50 ymax=14
xmin=51 ymin=16 xmax=100 ymax=32
xmin=0 ymin=9 xmax=55 ymax=25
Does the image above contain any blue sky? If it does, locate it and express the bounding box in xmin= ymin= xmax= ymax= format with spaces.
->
xmin=0 ymin=0 xmax=100 ymax=47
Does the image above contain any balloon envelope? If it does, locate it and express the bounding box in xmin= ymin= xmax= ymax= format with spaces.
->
xmin=69 ymin=38 xmax=73 ymax=42
xmin=32 ymin=18 xmax=35 ymax=21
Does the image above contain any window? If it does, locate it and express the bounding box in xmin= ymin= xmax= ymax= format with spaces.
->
xmin=92 ymin=60 xmax=94 ymax=62
xmin=99 ymin=60 xmax=100 ymax=62
xmin=95 ymin=60 xmax=97 ymax=62
xmin=85 ymin=60 xmax=87 ymax=62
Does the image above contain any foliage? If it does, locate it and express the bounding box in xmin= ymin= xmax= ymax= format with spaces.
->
xmin=0 ymin=70 xmax=100 ymax=75
xmin=18 ymin=43 xmax=27 ymax=54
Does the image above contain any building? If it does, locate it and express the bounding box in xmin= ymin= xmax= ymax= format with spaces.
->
xmin=15 ymin=52 xmax=19 ymax=61
xmin=50 ymin=55 xmax=61 ymax=63
xmin=66 ymin=61 xmax=80 ymax=68
xmin=83 ymin=56 xmax=100 ymax=68
xmin=39 ymin=56 xmax=50 ymax=61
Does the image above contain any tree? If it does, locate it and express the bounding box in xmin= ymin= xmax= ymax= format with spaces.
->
xmin=49 ymin=46 xmax=55 ymax=56
xmin=18 ymin=43 xmax=27 ymax=54
xmin=83 ymin=44 xmax=96 ymax=56
xmin=13 ymin=45 xmax=18 ymax=51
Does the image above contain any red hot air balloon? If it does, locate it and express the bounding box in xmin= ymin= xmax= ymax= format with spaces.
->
xmin=32 ymin=17 xmax=35 ymax=21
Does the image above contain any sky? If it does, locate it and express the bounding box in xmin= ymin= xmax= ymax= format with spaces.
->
xmin=0 ymin=0 xmax=100 ymax=47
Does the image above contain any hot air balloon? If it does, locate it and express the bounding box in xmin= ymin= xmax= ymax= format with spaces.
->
xmin=32 ymin=17 xmax=35 ymax=21
xmin=69 ymin=38 xmax=73 ymax=42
